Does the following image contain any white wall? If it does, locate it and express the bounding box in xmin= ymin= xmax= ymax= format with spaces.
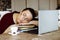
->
xmin=11 ymin=0 xmax=57 ymax=11
xmin=50 ymin=0 xmax=57 ymax=10
xmin=27 ymin=0 xmax=38 ymax=10
xmin=39 ymin=0 xmax=57 ymax=10
xmin=11 ymin=0 xmax=26 ymax=11
xmin=39 ymin=0 xmax=50 ymax=10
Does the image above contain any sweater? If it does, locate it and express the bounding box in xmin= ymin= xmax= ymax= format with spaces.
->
xmin=0 ymin=12 xmax=15 ymax=34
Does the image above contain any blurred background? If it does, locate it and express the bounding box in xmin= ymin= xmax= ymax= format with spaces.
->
xmin=0 ymin=0 xmax=60 ymax=11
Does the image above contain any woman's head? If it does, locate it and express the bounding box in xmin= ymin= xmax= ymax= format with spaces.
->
xmin=17 ymin=8 xmax=36 ymax=23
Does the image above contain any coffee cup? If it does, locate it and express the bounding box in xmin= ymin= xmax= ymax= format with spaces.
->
xmin=9 ymin=25 xmax=18 ymax=35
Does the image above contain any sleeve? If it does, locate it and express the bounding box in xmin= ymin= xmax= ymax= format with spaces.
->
xmin=0 ymin=14 xmax=11 ymax=34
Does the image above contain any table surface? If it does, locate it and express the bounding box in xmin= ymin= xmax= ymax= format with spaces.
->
xmin=0 ymin=28 xmax=60 ymax=40
xmin=0 ymin=33 xmax=38 ymax=40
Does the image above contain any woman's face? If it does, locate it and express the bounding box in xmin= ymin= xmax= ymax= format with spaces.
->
xmin=17 ymin=10 xmax=33 ymax=23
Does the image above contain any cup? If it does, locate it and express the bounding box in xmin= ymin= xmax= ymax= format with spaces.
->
xmin=10 ymin=26 xmax=18 ymax=35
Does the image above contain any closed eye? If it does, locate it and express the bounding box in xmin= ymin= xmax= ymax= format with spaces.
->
xmin=23 ymin=13 xmax=26 ymax=16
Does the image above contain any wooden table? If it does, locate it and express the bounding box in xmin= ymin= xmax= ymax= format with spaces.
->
xmin=0 ymin=33 xmax=38 ymax=40
xmin=0 ymin=29 xmax=60 ymax=40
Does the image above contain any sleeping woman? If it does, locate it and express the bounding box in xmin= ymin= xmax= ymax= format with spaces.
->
xmin=0 ymin=8 xmax=38 ymax=34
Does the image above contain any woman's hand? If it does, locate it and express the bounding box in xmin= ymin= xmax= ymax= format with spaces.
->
xmin=29 ymin=20 xmax=38 ymax=26
xmin=18 ymin=20 xmax=38 ymax=26
xmin=18 ymin=23 xmax=31 ymax=26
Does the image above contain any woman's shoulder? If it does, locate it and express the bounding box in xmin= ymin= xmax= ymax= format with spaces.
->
xmin=3 ymin=11 xmax=19 ymax=17
xmin=3 ymin=12 xmax=13 ymax=17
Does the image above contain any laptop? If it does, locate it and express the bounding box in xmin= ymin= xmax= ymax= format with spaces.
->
xmin=38 ymin=10 xmax=58 ymax=35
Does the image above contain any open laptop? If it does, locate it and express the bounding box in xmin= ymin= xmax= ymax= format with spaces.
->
xmin=39 ymin=10 xmax=59 ymax=35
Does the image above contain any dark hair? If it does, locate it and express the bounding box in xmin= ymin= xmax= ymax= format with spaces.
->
xmin=12 ymin=11 xmax=20 ymax=13
xmin=22 ymin=8 xmax=36 ymax=20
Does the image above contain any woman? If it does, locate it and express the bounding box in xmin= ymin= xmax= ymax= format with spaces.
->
xmin=0 ymin=8 xmax=38 ymax=34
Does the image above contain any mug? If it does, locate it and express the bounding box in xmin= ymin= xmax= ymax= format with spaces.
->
xmin=10 ymin=25 xmax=18 ymax=35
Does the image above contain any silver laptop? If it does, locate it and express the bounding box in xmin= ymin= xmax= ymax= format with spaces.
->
xmin=39 ymin=10 xmax=58 ymax=35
